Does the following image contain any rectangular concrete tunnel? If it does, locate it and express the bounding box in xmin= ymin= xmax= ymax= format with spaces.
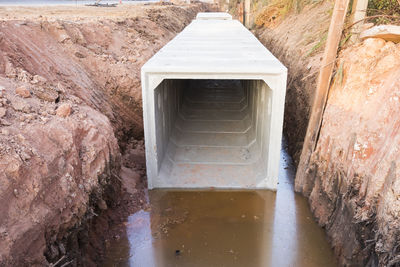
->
xmin=141 ymin=13 xmax=287 ymax=189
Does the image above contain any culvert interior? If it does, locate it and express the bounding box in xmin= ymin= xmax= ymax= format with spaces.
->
xmin=153 ymin=79 xmax=273 ymax=188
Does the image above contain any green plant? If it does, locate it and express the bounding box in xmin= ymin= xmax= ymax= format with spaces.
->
xmin=306 ymin=32 xmax=328 ymax=57
xmin=367 ymin=0 xmax=400 ymax=24
xmin=339 ymin=33 xmax=352 ymax=49
xmin=335 ymin=62 xmax=344 ymax=87
xmin=368 ymin=0 xmax=400 ymax=12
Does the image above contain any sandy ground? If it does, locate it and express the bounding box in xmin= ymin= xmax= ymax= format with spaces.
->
xmin=0 ymin=3 xmax=169 ymax=21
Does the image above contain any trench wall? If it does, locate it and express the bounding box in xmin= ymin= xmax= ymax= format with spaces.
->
xmin=255 ymin=1 xmax=332 ymax=165
xmin=297 ymin=39 xmax=400 ymax=266
xmin=0 ymin=4 xmax=213 ymax=266
xmin=253 ymin=1 xmax=400 ymax=265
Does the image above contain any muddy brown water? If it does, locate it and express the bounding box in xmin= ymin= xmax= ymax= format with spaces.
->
xmin=102 ymin=143 xmax=338 ymax=267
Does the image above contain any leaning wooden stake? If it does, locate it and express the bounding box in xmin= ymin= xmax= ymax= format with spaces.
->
xmin=295 ymin=0 xmax=351 ymax=194
xmin=238 ymin=2 xmax=244 ymax=24
xmin=244 ymin=0 xmax=251 ymax=28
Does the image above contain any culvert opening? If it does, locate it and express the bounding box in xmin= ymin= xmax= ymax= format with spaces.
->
xmin=150 ymin=79 xmax=277 ymax=188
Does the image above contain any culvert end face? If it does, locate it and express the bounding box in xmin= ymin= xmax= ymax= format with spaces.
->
xmin=141 ymin=13 xmax=287 ymax=190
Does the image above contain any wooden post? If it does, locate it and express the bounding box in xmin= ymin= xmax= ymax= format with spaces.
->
xmin=295 ymin=0 xmax=351 ymax=194
xmin=351 ymin=0 xmax=368 ymax=24
xmin=244 ymin=0 xmax=251 ymax=28
xmin=350 ymin=0 xmax=369 ymax=40
xmin=238 ymin=2 xmax=244 ymax=24
xmin=224 ymin=0 xmax=230 ymax=12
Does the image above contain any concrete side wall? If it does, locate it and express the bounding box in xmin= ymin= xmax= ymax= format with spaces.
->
xmin=154 ymin=80 xmax=185 ymax=171
xmin=243 ymin=80 xmax=272 ymax=173
xmin=253 ymin=80 xmax=272 ymax=176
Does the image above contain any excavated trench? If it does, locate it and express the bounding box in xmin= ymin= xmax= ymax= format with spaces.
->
xmin=0 ymin=6 xmax=338 ymax=266
xmin=99 ymin=13 xmax=339 ymax=263
xmin=63 ymin=11 xmax=336 ymax=267
xmin=5 ymin=3 xmax=398 ymax=266
xmin=97 ymin=15 xmax=333 ymax=265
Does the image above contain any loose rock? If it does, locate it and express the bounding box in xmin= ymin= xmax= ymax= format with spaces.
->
xmin=75 ymin=52 xmax=86 ymax=58
xmin=33 ymin=87 xmax=59 ymax=102
xmin=31 ymin=75 xmax=47 ymax=85
xmin=4 ymin=60 xmax=17 ymax=78
xmin=360 ymin=25 xmax=400 ymax=43
xmin=0 ymin=107 xmax=6 ymax=118
xmin=15 ymin=86 xmax=31 ymax=98
xmin=98 ymin=199 xmax=108 ymax=210
xmin=17 ymin=69 xmax=32 ymax=83
xmin=0 ymin=120 xmax=11 ymax=126
xmin=11 ymin=98 xmax=31 ymax=113
xmin=1 ymin=128 xmax=9 ymax=135
xmin=56 ymin=103 xmax=72 ymax=117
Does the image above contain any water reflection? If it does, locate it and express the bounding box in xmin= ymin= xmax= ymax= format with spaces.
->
xmin=102 ymin=143 xmax=337 ymax=267
xmin=268 ymin=146 xmax=298 ymax=266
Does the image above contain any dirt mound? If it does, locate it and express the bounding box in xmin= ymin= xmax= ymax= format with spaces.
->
xmin=297 ymin=38 xmax=400 ymax=266
xmin=0 ymin=75 xmax=121 ymax=265
xmin=0 ymin=3 xmax=212 ymax=265
xmin=0 ymin=3 xmax=212 ymax=143
xmin=254 ymin=1 xmax=400 ymax=264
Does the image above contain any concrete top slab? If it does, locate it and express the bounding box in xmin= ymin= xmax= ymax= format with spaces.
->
xmin=196 ymin=12 xmax=232 ymax=20
xmin=142 ymin=15 xmax=287 ymax=76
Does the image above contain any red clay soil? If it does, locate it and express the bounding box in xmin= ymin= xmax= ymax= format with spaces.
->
xmin=255 ymin=1 xmax=400 ymax=265
xmin=0 ymin=3 xmax=212 ymax=266
xmin=0 ymin=75 xmax=122 ymax=266
xmin=0 ymin=3 xmax=212 ymax=142
xmin=296 ymin=38 xmax=400 ymax=266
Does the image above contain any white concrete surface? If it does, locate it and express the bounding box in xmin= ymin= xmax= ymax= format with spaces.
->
xmin=141 ymin=13 xmax=287 ymax=190
xmin=196 ymin=12 xmax=232 ymax=20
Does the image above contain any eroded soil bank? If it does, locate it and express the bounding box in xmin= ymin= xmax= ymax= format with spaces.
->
xmin=0 ymin=3 xmax=213 ymax=266
xmin=296 ymin=38 xmax=400 ymax=266
xmin=254 ymin=1 xmax=400 ymax=266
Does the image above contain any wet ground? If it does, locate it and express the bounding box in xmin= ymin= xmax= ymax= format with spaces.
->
xmin=102 ymin=143 xmax=338 ymax=267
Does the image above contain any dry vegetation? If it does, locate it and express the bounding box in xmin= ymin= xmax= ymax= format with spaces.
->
xmin=224 ymin=0 xmax=400 ymax=28
xmin=254 ymin=0 xmax=325 ymax=27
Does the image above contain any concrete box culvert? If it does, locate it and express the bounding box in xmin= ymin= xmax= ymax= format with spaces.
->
xmin=141 ymin=13 xmax=287 ymax=190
